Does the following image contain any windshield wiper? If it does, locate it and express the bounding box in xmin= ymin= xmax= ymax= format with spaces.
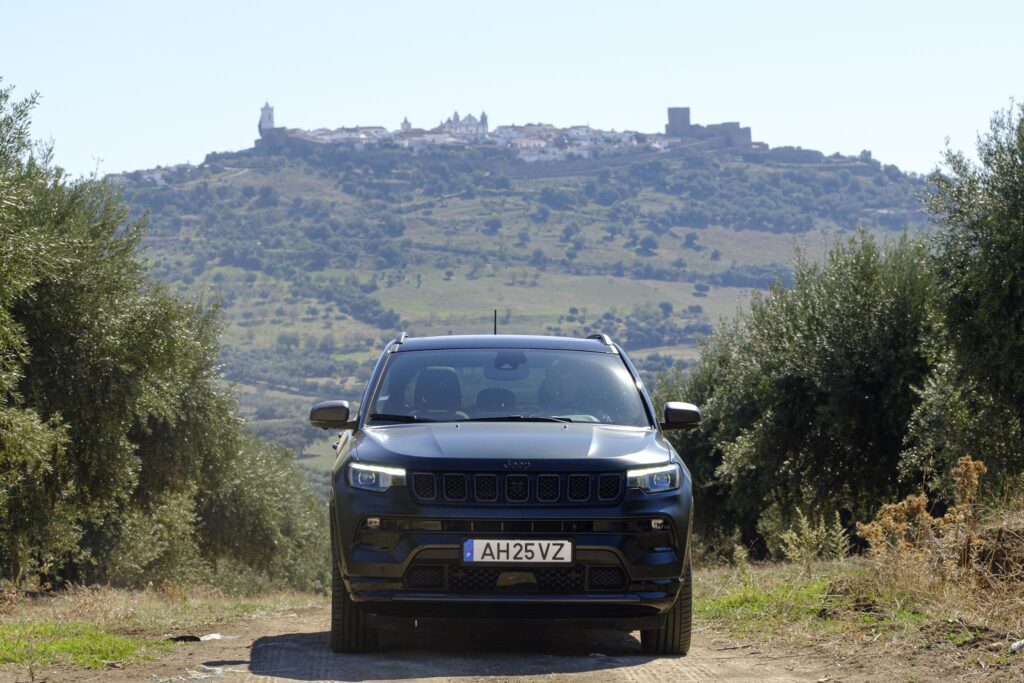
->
xmin=368 ymin=413 xmax=435 ymax=424
xmin=459 ymin=415 xmax=574 ymax=423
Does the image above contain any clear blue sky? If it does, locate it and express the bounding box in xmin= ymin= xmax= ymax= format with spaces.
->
xmin=4 ymin=0 xmax=1021 ymax=177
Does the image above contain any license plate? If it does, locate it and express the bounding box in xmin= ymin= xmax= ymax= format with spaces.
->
xmin=462 ymin=539 xmax=572 ymax=565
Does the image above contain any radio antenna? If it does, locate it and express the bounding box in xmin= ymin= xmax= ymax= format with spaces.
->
xmin=493 ymin=309 xmax=498 ymax=335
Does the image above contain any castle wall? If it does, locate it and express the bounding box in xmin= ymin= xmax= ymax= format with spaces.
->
xmin=666 ymin=108 xmax=751 ymax=148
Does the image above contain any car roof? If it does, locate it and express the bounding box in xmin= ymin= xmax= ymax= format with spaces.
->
xmin=395 ymin=334 xmax=615 ymax=353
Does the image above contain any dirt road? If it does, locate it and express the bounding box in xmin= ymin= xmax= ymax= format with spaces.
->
xmin=30 ymin=605 xmax=838 ymax=683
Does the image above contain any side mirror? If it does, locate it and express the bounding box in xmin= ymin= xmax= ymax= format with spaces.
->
xmin=309 ymin=400 xmax=355 ymax=430
xmin=660 ymin=401 xmax=701 ymax=431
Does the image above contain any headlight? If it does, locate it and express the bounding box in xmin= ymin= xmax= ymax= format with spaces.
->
xmin=348 ymin=463 xmax=406 ymax=492
xmin=627 ymin=463 xmax=681 ymax=493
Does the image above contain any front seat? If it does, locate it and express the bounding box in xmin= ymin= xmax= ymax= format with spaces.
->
xmin=413 ymin=367 xmax=467 ymax=421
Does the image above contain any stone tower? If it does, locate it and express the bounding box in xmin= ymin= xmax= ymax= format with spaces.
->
xmin=665 ymin=107 xmax=691 ymax=136
xmin=401 ymin=116 xmax=412 ymax=133
xmin=480 ymin=111 xmax=488 ymax=133
xmin=258 ymin=102 xmax=275 ymax=137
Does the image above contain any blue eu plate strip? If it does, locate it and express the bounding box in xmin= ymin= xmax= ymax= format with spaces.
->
xmin=463 ymin=540 xmax=473 ymax=562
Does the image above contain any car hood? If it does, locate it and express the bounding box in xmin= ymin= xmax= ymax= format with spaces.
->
xmin=352 ymin=422 xmax=674 ymax=469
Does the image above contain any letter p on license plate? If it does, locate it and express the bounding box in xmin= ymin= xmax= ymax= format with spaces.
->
xmin=463 ymin=539 xmax=572 ymax=565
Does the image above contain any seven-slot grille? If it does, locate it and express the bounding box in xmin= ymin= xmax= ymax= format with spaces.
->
xmin=408 ymin=471 xmax=623 ymax=505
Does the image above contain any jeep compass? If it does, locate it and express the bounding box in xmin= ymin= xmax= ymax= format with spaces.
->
xmin=309 ymin=333 xmax=700 ymax=654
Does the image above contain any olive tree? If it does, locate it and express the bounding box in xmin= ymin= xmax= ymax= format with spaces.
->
xmin=664 ymin=233 xmax=935 ymax=551
xmin=901 ymin=104 xmax=1024 ymax=489
xmin=0 ymin=81 xmax=327 ymax=590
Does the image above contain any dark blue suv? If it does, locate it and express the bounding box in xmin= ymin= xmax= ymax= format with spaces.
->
xmin=309 ymin=334 xmax=701 ymax=654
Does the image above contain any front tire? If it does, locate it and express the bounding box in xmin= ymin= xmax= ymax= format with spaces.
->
xmin=330 ymin=549 xmax=378 ymax=653
xmin=641 ymin=558 xmax=692 ymax=655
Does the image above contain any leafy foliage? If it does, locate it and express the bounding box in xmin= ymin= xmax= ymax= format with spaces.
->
xmin=927 ymin=106 xmax=1024 ymax=407
xmin=0 ymin=82 xmax=327 ymax=591
xmin=0 ymin=81 xmax=77 ymax=585
xmin=778 ymin=511 xmax=849 ymax=571
xmin=902 ymin=104 xmax=1024 ymax=491
xmin=660 ymin=233 xmax=935 ymax=548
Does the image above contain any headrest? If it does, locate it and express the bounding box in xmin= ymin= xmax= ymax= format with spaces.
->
xmin=414 ymin=367 xmax=462 ymax=411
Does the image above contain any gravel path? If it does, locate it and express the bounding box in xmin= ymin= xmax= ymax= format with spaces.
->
xmin=14 ymin=605 xmax=835 ymax=682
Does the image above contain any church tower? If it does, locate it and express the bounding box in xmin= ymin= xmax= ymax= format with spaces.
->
xmin=258 ymin=102 xmax=275 ymax=137
xmin=400 ymin=116 xmax=412 ymax=133
xmin=480 ymin=111 xmax=489 ymax=133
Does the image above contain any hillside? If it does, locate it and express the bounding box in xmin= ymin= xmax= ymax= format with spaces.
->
xmin=114 ymin=138 xmax=929 ymax=454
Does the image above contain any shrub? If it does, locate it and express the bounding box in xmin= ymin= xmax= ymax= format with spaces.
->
xmin=779 ymin=511 xmax=849 ymax=571
xmin=856 ymin=456 xmax=1024 ymax=632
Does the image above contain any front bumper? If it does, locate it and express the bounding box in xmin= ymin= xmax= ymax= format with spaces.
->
xmin=331 ymin=484 xmax=692 ymax=627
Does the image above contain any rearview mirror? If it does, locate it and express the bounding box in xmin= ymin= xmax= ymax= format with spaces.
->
xmin=660 ymin=401 xmax=702 ymax=431
xmin=309 ymin=400 xmax=355 ymax=430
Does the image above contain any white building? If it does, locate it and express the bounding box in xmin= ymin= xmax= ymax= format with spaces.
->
xmin=435 ymin=110 xmax=489 ymax=138
xmin=518 ymin=148 xmax=573 ymax=163
xmin=258 ymin=102 xmax=276 ymax=136
xmin=509 ymin=138 xmax=547 ymax=150
xmin=492 ymin=125 xmax=522 ymax=145
xmin=564 ymin=125 xmax=600 ymax=146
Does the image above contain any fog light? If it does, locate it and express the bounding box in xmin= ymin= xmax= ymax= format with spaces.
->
xmin=650 ymin=518 xmax=667 ymax=530
xmin=366 ymin=517 xmax=381 ymax=530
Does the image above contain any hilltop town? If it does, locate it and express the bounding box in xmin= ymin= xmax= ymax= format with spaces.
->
xmin=119 ymin=105 xmax=880 ymax=186
xmin=255 ymin=103 xmax=766 ymax=163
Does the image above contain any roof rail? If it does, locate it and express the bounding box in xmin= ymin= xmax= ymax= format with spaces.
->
xmin=392 ymin=332 xmax=409 ymax=349
xmin=587 ymin=333 xmax=614 ymax=347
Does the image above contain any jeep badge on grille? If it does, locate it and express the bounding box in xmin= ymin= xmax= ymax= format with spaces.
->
xmin=503 ymin=460 xmax=532 ymax=470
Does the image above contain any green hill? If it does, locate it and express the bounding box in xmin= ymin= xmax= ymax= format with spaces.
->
xmin=114 ymin=138 xmax=928 ymax=454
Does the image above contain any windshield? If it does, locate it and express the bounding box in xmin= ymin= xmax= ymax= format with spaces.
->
xmin=367 ymin=348 xmax=651 ymax=427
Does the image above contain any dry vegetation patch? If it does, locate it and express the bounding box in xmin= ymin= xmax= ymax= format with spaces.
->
xmin=856 ymin=456 xmax=1024 ymax=639
xmin=695 ymin=560 xmax=1022 ymax=680
xmin=0 ymin=585 xmax=320 ymax=679
xmin=696 ymin=456 xmax=1024 ymax=680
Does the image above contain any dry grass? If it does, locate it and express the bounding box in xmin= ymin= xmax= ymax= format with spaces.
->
xmin=696 ymin=457 xmax=1024 ymax=680
xmin=0 ymin=584 xmax=320 ymax=636
xmin=695 ymin=559 xmax=1023 ymax=680
xmin=856 ymin=456 xmax=1024 ymax=639
xmin=0 ymin=584 xmax=321 ymax=677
